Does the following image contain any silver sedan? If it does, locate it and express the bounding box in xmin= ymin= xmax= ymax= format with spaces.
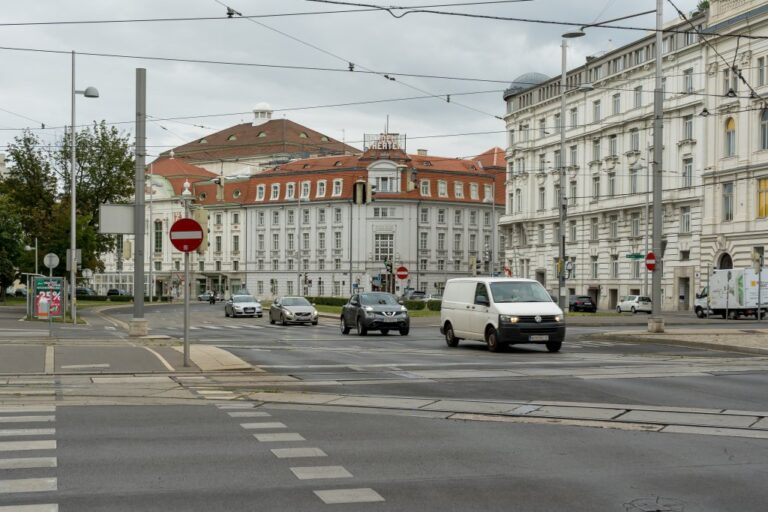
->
xmin=224 ymin=295 xmax=263 ymax=318
xmin=269 ymin=296 xmax=318 ymax=325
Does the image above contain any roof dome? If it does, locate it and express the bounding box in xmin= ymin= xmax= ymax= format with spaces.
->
xmin=503 ymin=72 xmax=550 ymax=99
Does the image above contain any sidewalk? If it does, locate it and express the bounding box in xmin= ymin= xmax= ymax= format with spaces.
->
xmin=594 ymin=328 xmax=768 ymax=356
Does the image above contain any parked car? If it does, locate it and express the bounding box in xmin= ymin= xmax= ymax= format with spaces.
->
xmin=401 ymin=290 xmax=427 ymax=301
xmin=340 ymin=292 xmax=410 ymax=336
xmin=76 ymin=287 xmax=97 ymax=296
xmin=617 ymin=295 xmax=652 ymax=314
xmin=106 ymin=288 xmax=128 ymax=296
xmin=569 ymin=295 xmax=596 ymax=313
xmin=425 ymin=294 xmax=442 ymax=301
xmin=269 ymin=296 xmax=318 ymax=325
xmin=5 ymin=286 xmax=27 ymax=297
xmin=440 ymin=277 xmax=565 ymax=353
xmin=197 ymin=291 xmax=220 ymax=302
xmin=225 ymin=295 xmax=262 ymax=318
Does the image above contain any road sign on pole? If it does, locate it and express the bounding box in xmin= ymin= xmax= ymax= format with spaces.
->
xmin=169 ymin=218 xmax=203 ymax=252
xmin=625 ymin=253 xmax=645 ymax=260
xmin=645 ymin=251 xmax=656 ymax=272
xmin=396 ymin=266 xmax=409 ymax=280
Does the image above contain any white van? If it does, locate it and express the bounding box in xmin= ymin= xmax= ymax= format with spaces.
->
xmin=440 ymin=277 xmax=565 ymax=352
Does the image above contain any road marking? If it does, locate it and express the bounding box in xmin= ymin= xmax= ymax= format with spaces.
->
xmin=228 ymin=411 xmax=271 ymax=418
xmin=60 ymin=364 xmax=110 ymax=369
xmin=215 ymin=403 xmax=254 ymax=409
xmin=0 ymin=457 xmax=57 ymax=469
xmin=0 ymin=505 xmax=59 ymax=511
xmin=0 ymin=477 xmax=57 ymax=493
xmin=224 ymin=325 xmax=243 ymax=329
xmin=0 ymin=441 xmax=56 ymax=452
xmin=313 ymin=488 xmax=384 ymax=504
xmin=44 ymin=347 xmax=54 ymax=374
xmin=201 ymin=326 xmax=223 ymax=330
xmin=104 ymin=326 xmax=116 ymax=330
xmin=253 ymin=433 xmax=305 ymax=442
xmin=290 ymin=466 xmax=352 ymax=480
xmin=0 ymin=407 xmax=55 ymax=414
xmin=142 ymin=347 xmax=176 ymax=372
xmin=240 ymin=422 xmax=286 ymax=429
xmin=0 ymin=390 xmax=54 ymax=396
xmin=662 ymin=425 xmax=768 ymax=439
xmin=0 ymin=429 xmax=55 ymax=437
xmin=271 ymin=447 xmax=327 ymax=459
xmin=0 ymin=415 xmax=55 ymax=424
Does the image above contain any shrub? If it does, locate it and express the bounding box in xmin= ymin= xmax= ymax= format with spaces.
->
xmin=427 ymin=300 xmax=442 ymax=311
xmin=78 ymin=295 xmax=108 ymax=301
xmin=108 ymin=295 xmax=133 ymax=302
xmin=404 ymin=300 xmax=426 ymax=310
xmin=305 ymin=296 xmax=348 ymax=307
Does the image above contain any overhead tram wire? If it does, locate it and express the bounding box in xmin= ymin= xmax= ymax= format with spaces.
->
xmin=214 ymin=0 xmax=503 ymax=120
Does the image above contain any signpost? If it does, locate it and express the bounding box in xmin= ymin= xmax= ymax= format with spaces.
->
xmin=169 ymin=218 xmax=203 ymax=367
xmin=626 ymin=253 xmax=644 ymax=260
xmin=396 ymin=266 xmax=409 ymax=280
xmin=645 ymin=251 xmax=656 ymax=272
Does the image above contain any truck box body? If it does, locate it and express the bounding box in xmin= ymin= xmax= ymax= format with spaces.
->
xmin=695 ymin=268 xmax=768 ymax=318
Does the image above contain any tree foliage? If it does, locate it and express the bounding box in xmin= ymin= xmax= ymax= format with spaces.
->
xmin=0 ymin=123 xmax=134 ymax=284
xmin=0 ymin=195 xmax=25 ymax=297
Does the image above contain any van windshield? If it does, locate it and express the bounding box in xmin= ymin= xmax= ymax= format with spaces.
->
xmin=489 ymin=281 xmax=553 ymax=303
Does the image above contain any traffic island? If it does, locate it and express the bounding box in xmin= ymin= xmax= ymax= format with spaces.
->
xmin=591 ymin=329 xmax=768 ymax=356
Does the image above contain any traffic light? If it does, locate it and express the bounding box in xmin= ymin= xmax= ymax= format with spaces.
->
xmin=385 ymin=260 xmax=393 ymax=273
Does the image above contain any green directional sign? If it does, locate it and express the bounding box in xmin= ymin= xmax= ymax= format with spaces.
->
xmin=625 ymin=253 xmax=645 ymax=260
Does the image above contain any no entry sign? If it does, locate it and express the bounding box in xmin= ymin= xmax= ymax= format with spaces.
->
xmin=396 ymin=266 xmax=409 ymax=280
xmin=169 ymin=218 xmax=203 ymax=252
xmin=645 ymin=251 xmax=656 ymax=271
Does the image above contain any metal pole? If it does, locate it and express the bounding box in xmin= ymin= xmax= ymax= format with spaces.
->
xmin=650 ymin=0 xmax=664 ymax=326
xmin=558 ymin=38 xmax=568 ymax=310
xmin=296 ymin=193 xmax=301 ymax=294
xmin=148 ymin=164 xmax=153 ymax=302
xmin=415 ymin=199 xmax=420 ymax=291
xmin=183 ymin=199 xmax=190 ymax=367
xmin=349 ymin=200 xmax=353 ymax=294
xmin=70 ymin=50 xmax=77 ymax=324
xmin=644 ymin=166 xmax=649 ymax=296
xmin=759 ymin=256 xmax=763 ymax=320
xmin=133 ymin=68 xmax=146 ymax=319
xmin=34 ymin=238 xmax=38 ymax=276
xmin=491 ymin=181 xmax=496 ymax=276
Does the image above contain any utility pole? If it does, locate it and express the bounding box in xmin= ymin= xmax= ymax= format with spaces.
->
xmin=130 ymin=68 xmax=148 ymax=336
xmin=649 ymin=0 xmax=665 ymax=332
xmin=558 ymin=38 xmax=568 ymax=311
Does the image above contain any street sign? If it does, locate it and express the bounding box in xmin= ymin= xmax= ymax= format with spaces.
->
xmin=43 ymin=253 xmax=59 ymax=270
xmin=625 ymin=253 xmax=644 ymax=259
xmin=645 ymin=251 xmax=656 ymax=271
xmin=396 ymin=266 xmax=409 ymax=280
xmin=169 ymin=218 xmax=203 ymax=252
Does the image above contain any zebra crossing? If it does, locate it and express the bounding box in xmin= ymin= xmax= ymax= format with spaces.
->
xmin=0 ymin=405 xmax=58 ymax=511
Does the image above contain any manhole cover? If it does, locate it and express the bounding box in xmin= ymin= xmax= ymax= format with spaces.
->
xmin=625 ymin=497 xmax=686 ymax=512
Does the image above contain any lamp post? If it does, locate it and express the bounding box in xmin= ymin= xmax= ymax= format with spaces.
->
xmin=181 ymin=179 xmax=192 ymax=367
xmin=70 ymin=50 xmax=99 ymax=324
xmin=558 ymin=30 xmax=585 ymax=310
xmin=25 ymin=238 xmax=38 ymax=275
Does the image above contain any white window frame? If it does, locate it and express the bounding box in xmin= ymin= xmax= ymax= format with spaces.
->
xmin=317 ymin=180 xmax=327 ymax=198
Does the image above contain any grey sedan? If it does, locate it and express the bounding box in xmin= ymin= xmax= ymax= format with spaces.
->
xmin=269 ymin=296 xmax=318 ymax=325
xmin=340 ymin=292 xmax=410 ymax=336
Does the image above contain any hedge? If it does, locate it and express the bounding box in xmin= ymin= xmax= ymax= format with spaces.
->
xmin=77 ymin=295 xmax=108 ymax=301
xmin=426 ymin=300 xmax=442 ymax=311
xmin=404 ymin=300 xmax=425 ymax=310
xmin=305 ymin=296 xmax=348 ymax=307
xmin=107 ymin=295 xmax=133 ymax=302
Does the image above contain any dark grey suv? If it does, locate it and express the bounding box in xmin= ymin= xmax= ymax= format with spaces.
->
xmin=340 ymin=292 xmax=410 ymax=336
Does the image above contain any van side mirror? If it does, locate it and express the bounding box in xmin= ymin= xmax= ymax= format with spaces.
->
xmin=477 ymin=296 xmax=490 ymax=307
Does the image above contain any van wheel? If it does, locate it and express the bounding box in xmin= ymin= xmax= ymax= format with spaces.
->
xmin=444 ymin=322 xmax=460 ymax=347
xmin=728 ymin=310 xmax=739 ymax=320
xmin=546 ymin=341 xmax=562 ymax=353
xmin=695 ymin=308 xmax=704 ymax=318
xmin=486 ymin=328 xmax=502 ymax=353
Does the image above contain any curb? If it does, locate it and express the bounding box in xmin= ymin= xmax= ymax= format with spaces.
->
xmin=590 ymin=333 xmax=768 ymax=356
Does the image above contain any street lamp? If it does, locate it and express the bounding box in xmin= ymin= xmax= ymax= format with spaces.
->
xmin=70 ymin=50 xmax=99 ymax=325
xmin=180 ymin=179 xmax=193 ymax=367
xmin=25 ymin=238 xmax=38 ymax=275
xmin=558 ymin=30 xmax=585 ymax=311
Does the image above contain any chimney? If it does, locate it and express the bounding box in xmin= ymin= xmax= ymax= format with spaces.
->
xmin=252 ymin=102 xmax=273 ymax=127
xmin=417 ymin=149 xmax=428 ymax=156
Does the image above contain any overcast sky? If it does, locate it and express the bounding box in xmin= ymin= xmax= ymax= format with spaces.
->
xmin=0 ymin=0 xmax=701 ymax=162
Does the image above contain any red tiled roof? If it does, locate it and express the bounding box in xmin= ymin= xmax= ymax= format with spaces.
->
xmin=149 ymin=157 xmax=217 ymax=178
xmin=162 ymin=119 xmax=360 ymax=162
xmin=474 ymin=147 xmax=506 ymax=169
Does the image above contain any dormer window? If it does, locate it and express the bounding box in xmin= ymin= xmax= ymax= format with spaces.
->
xmin=321 ymin=136 xmax=329 ymax=142
xmin=286 ymin=183 xmax=295 ymax=200
xmin=332 ymin=179 xmax=343 ymax=196
xmin=256 ymin=184 xmax=265 ymax=201
xmin=334 ymin=161 xmax=343 ymax=167
xmin=299 ymin=132 xmax=308 ymax=138
xmin=258 ymin=131 xmax=267 ymax=138
xmin=301 ymin=181 xmax=310 ymax=199
xmin=423 ymin=161 xmax=433 ymax=166
xmin=469 ymin=183 xmax=479 ymax=200
xmin=317 ymin=180 xmax=327 ymax=197
xmin=270 ymin=184 xmax=280 ymax=200
xmin=227 ymin=135 xmax=237 ymax=141
xmin=303 ymin=164 xmax=310 ymax=169
xmin=198 ymin=138 xmax=208 ymax=144
xmin=454 ymin=182 xmax=464 ymax=199
xmin=438 ymin=180 xmax=448 ymax=197
xmin=233 ymin=189 xmax=241 ymax=199
xmin=199 ymin=192 xmax=207 ymax=200
xmin=420 ymin=179 xmax=430 ymax=196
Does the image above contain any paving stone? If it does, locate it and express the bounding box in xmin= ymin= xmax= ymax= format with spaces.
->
xmin=662 ymin=425 xmax=768 ymax=439
xmin=618 ymin=410 xmax=757 ymax=428
xmin=329 ymin=396 xmax=436 ymax=409
xmin=749 ymin=417 xmax=768 ymax=429
xmin=313 ymin=488 xmax=385 ymax=504
xmin=532 ymin=406 xmax=625 ymax=420
xmin=421 ymin=400 xmax=522 ymax=414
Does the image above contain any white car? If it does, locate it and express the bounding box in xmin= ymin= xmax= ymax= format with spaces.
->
xmin=616 ymin=295 xmax=652 ymax=314
xmin=224 ymin=295 xmax=263 ymax=318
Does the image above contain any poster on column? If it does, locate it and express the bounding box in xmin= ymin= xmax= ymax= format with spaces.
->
xmin=33 ymin=277 xmax=64 ymax=318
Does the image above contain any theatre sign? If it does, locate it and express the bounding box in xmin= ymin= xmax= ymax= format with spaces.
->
xmin=364 ymin=133 xmax=406 ymax=151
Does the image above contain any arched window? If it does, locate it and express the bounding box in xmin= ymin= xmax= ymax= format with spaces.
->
xmin=515 ymin=188 xmax=522 ymax=213
xmin=761 ymin=110 xmax=768 ymax=150
xmin=718 ymin=253 xmax=733 ymax=270
xmin=725 ymin=117 xmax=736 ymax=157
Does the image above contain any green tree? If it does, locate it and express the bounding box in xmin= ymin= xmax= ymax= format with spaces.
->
xmin=0 ymin=195 xmax=25 ymax=299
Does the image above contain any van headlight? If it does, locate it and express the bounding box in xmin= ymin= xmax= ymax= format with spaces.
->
xmin=499 ymin=315 xmax=519 ymax=324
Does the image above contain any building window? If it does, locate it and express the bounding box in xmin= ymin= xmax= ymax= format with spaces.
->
xmin=232 ymin=235 xmax=239 ymax=253
xmin=301 ymin=181 xmax=310 ymax=199
xmin=569 ymin=107 xmax=577 ymax=128
xmin=437 ymin=259 xmax=445 ymax=271
xmin=539 ymin=118 xmax=546 ymax=137
xmin=374 ymin=233 xmax=394 ymax=262
xmin=420 ymin=208 xmax=429 ymax=223
xmin=454 ymin=210 xmax=462 ymax=225
xmin=630 ymin=168 xmax=638 ymax=194
xmin=683 ymin=115 xmax=693 ymax=140
xmin=592 ymin=177 xmax=600 ymax=200
xmin=592 ymin=139 xmax=601 ymax=161
xmin=683 ymin=68 xmax=694 ymax=93
xmin=419 ymin=232 xmax=428 ymax=250
xmin=333 ymin=179 xmax=343 ymax=196
xmin=270 ymin=184 xmax=280 ymax=200
xmin=611 ymin=255 xmax=618 ymax=278
xmin=682 ymin=158 xmax=693 ymax=188
xmin=554 ymin=113 xmax=561 ymax=133
xmin=608 ymin=173 xmax=616 ymax=197
xmin=233 ymin=261 xmax=239 ymax=271
xmin=257 ymin=281 xmax=264 ymax=295
xmin=302 ymin=232 xmax=309 ymax=250
xmin=334 ymin=231 xmax=342 ymax=250
xmin=761 ymin=110 xmax=768 ymax=150
xmin=569 ymin=221 xmax=576 ymax=242
xmin=569 ymin=145 xmax=577 ymax=166
xmin=569 ymin=181 xmax=577 ymax=206
xmin=680 ymin=206 xmax=691 ymax=233
xmin=453 ymin=233 xmax=462 ymax=252
xmin=334 ymin=208 xmax=342 ymax=223
xmin=272 ymin=259 xmax=279 ymax=271
xmin=256 ymin=185 xmax=265 ymax=201
xmin=631 ymin=213 xmax=640 ymax=237
xmin=609 ymin=215 xmax=618 ymax=239
xmin=153 ymin=220 xmax=163 ymax=253
xmin=437 ymin=232 xmax=446 ymax=251
xmin=215 ymin=260 xmax=221 ymax=272
xmin=334 ymin=258 xmax=342 ymax=270
xmin=537 ymin=224 xmax=544 ymax=245
xmin=455 ymin=182 xmax=465 ymax=199
xmin=288 ymin=210 xmax=296 ymax=226
xmin=420 ymin=179 xmax=430 ymax=196
xmin=438 ymin=180 xmax=448 ymax=197
xmin=590 ymin=217 xmax=598 ymax=241
xmin=438 ymin=209 xmax=446 ymax=224
xmin=318 ymin=208 xmax=326 ymax=224
xmin=593 ymin=100 xmax=601 ymax=122
xmin=318 ymin=232 xmax=326 ymax=250
xmin=630 ymin=129 xmax=640 ymax=151
xmin=554 ymin=150 xmax=561 ymax=171
xmin=632 ymin=261 xmax=640 ymax=279
xmin=538 ymin=187 xmax=546 ymax=211
xmin=515 ymin=189 xmax=522 ymax=213
xmin=318 ymin=258 xmax=325 ymax=270
xmin=538 ymin=154 xmax=546 ymax=172
xmin=469 ymin=234 xmax=477 ymax=252
xmin=257 ymin=211 xmax=265 ymax=226
xmin=285 ymin=183 xmax=295 ymax=200
xmin=725 ymin=117 xmax=736 ymax=157
xmin=723 ymin=182 xmax=734 ymax=221
xmin=287 ymin=281 xmax=294 ymax=295
xmin=287 ymin=233 xmax=295 ymax=251
xmin=759 ymin=178 xmax=768 ymax=218
xmin=609 ymin=135 xmax=617 ymax=157
xmin=215 ymin=235 xmax=222 ymax=253
xmin=272 ymin=233 xmax=279 ymax=251
xmin=317 ymin=180 xmax=326 ymax=197
xmin=272 ymin=211 xmax=280 ymax=225
xmin=257 ymin=234 xmax=264 ymax=251
xmin=759 ymin=57 xmax=765 ymax=87
xmin=198 ymin=261 xmax=203 ymax=271
xmin=484 ymin=211 xmax=491 ymax=227
xmin=420 ymin=259 xmax=428 ymax=271
xmin=634 ymin=86 xmax=642 ymax=108
xmin=591 ymin=256 xmax=598 ymax=278
xmin=302 ymin=209 xmax=310 ymax=225
xmin=612 ymin=93 xmax=620 ymax=115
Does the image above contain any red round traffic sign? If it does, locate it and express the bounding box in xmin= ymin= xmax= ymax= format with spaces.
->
xmin=645 ymin=251 xmax=656 ymax=271
xmin=396 ymin=266 xmax=409 ymax=280
xmin=169 ymin=218 xmax=204 ymax=252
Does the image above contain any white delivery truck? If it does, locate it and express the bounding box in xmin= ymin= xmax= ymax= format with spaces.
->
xmin=694 ymin=268 xmax=768 ymax=319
